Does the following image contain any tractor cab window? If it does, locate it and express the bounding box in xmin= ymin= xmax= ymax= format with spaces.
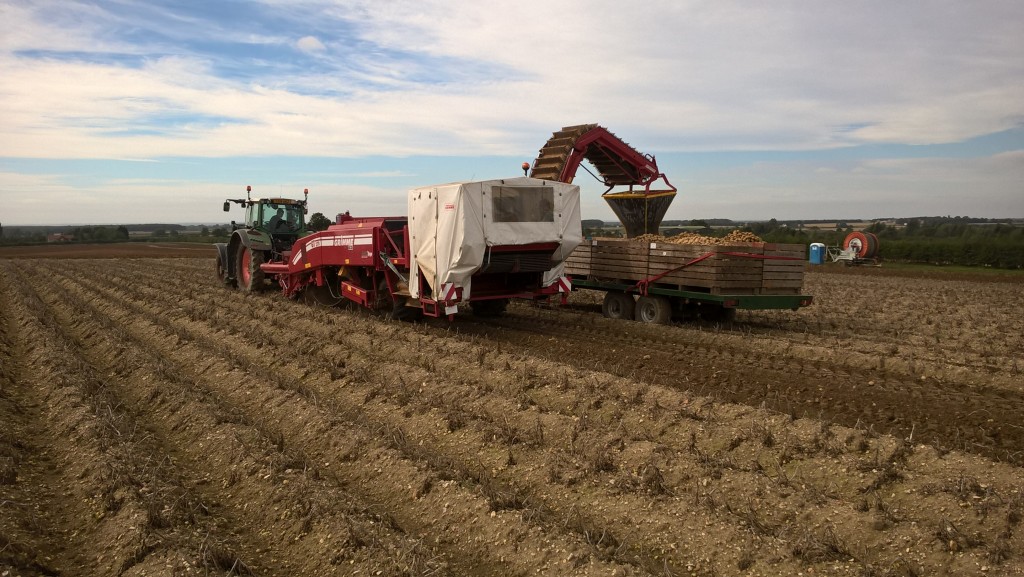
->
xmin=263 ymin=203 xmax=303 ymax=233
xmin=244 ymin=203 xmax=261 ymax=228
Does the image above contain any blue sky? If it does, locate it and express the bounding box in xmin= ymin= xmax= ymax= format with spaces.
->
xmin=1 ymin=0 xmax=1022 ymax=225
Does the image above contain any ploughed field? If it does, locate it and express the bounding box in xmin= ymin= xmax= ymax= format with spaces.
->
xmin=1 ymin=255 xmax=1022 ymax=576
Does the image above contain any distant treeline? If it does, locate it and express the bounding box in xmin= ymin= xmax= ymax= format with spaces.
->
xmin=0 ymin=223 xmax=224 ymax=246
xmin=746 ymin=217 xmax=1024 ymax=268
xmin=3 ymin=217 xmax=1022 ymax=268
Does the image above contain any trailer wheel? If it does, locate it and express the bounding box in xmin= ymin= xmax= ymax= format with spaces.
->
xmin=602 ymin=292 xmax=635 ymax=320
xmin=237 ymin=245 xmax=265 ymax=292
xmin=700 ymin=304 xmax=737 ymax=323
xmin=635 ymin=295 xmax=672 ymax=324
xmin=216 ymin=251 xmax=236 ymax=288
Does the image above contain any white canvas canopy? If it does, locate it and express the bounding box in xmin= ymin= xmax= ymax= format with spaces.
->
xmin=408 ymin=177 xmax=582 ymax=300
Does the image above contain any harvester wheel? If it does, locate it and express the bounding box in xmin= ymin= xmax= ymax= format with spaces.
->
xmin=602 ymin=292 xmax=635 ymax=320
xmin=635 ymin=295 xmax=672 ymax=324
xmin=303 ymin=283 xmax=343 ymax=307
xmin=470 ymin=299 xmax=509 ymax=317
xmin=236 ymin=245 xmax=266 ymax=292
xmin=389 ymin=299 xmax=423 ymax=322
xmin=216 ymin=251 xmax=236 ymax=288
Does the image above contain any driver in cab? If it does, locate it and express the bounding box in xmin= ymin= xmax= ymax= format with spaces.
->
xmin=268 ymin=208 xmax=290 ymax=232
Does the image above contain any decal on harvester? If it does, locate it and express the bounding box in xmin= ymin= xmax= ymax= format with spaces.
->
xmin=302 ymin=234 xmax=373 ymax=255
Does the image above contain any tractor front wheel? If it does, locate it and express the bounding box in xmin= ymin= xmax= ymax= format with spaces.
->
xmin=236 ymin=245 xmax=266 ymax=292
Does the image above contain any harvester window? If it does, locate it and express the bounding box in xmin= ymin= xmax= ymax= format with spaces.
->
xmin=491 ymin=186 xmax=555 ymax=223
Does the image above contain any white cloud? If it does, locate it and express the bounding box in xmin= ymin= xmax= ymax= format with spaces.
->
xmin=1 ymin=0 xmax=1022 ymax=161
xmin=0 ymin=1 xmax=1022 ymax=223
xmin=666 ymin=151 xmax=1024 ymax=221
xmin=296 ymin=35 xmax=325 ymax=54
xmin=0 ymin=170 xmax=409 ymax=225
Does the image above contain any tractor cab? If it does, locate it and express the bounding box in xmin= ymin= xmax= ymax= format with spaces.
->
xmin=216 ymin=186 xmax=310 ymax=291
xmin=245 ymin=198 xmax=307 ymax=252
xmin=223 ymin=186 xmax=309 ymax=255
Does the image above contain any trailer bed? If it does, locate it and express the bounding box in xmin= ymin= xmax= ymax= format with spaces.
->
xmin=564 ymin=239 xmax=812 ymax=317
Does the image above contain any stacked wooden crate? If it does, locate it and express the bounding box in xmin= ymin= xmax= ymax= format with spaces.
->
xmin=565 ymin=240 xmax=805 ymax=295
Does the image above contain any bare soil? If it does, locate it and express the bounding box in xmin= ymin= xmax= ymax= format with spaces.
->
xmin=1 ymin=253 xmax=1022 ymax=576
xmin=0 ymin=242 xmax=213 ymax=259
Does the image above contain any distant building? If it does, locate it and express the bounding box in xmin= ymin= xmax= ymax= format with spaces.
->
xmin=47 ymin=233 xmax=74 ymax=243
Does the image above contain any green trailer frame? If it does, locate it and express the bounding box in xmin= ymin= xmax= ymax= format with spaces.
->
xmin=572 ymin=277 xmax=813 ymax=309
xmin=569 ymin=276 xmax=813 ymax=323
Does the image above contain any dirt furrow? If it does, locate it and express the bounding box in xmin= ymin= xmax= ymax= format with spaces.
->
xmin=458 ymin=303 xmax=1024 ymax=464
xmin=63 ymin=260 xmax=818 ymax=575
xmin=34 ymin=258 xmax=1024 ymax=575
xmin=40 ymin=261 xmax=826 ymax=575
xmin=14 ymin=261 xmax=462 ymax=577
xmin=1 ymin=263 xmax=214 ymax=576
xmin=32 ymin=260 xmax=653 ymax=576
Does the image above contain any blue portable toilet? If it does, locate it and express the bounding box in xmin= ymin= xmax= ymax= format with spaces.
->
xmin=809 ymin=243 xmax=826 ymax=265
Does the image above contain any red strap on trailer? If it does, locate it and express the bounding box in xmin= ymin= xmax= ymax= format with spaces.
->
xmin=635 ymin=251 xmax=715 ymax=295
xmin=635 ymin=250 xmax=803 ymax=295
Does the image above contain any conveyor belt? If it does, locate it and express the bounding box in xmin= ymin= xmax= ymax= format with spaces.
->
xmin=528 ymin=124 xmax=674 ymax=192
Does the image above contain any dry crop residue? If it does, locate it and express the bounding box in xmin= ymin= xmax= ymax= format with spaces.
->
xmin=1 ymin=257 xmax=1022 ymax=577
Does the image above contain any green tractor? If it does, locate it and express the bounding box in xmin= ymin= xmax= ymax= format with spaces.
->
xmin=215 ymin=185 xmax=309 ymax=291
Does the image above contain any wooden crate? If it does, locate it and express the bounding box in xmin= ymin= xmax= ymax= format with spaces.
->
xmin=566 ymin=240 xmax=806 ymax=294
xmin=761 ymin=243 xmax=806 ymax=293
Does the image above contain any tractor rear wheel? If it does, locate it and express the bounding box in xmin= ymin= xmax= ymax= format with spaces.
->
xmin=216 ymin=251 xmax=236 ymax=288
xmin=236 ymin=245 xmax=265 ymax=292
xmin=635 ymin=295 xmax=672 ymax=324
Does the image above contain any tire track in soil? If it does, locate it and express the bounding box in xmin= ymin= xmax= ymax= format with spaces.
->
xmin=32 ymin=259 xmax=816 ymax=576
xmin=31 ymin=258 xmax=1024 ymax=576
xmin=68 ymin=261 xmax=750 ymax=575
xmin=13 ymin=262 xmax=461 ymax=577
xmin=32 ymin=262 xmax=651 ymax=577
xmin=1 ymin=264 xmax=213 ymax=576
xmin=49 ymin=260 xmax=696 ymax=577
xmin=73 ymin=258 xmax=811 ymax=576
xmin=0 ymin=270 xmax=64 ymax=577
xmin=115 ymin=257 xmax=1024 ymax=466
xmin=6 ymin=261 xmax=291 ymax=575
xmin=459 ymin=305 xmax=1024 ymax=465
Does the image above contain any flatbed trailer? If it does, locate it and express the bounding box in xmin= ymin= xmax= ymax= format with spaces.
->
xmin=565 ymin=239 xmax=813 ymax=323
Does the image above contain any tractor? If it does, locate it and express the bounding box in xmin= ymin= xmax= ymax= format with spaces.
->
xmin=215 ymin=186 xmax=309 ymax=291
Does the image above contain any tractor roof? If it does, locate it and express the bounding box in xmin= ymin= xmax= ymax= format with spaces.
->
xmin=251 ymin=198 xmax=303 ymax=205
